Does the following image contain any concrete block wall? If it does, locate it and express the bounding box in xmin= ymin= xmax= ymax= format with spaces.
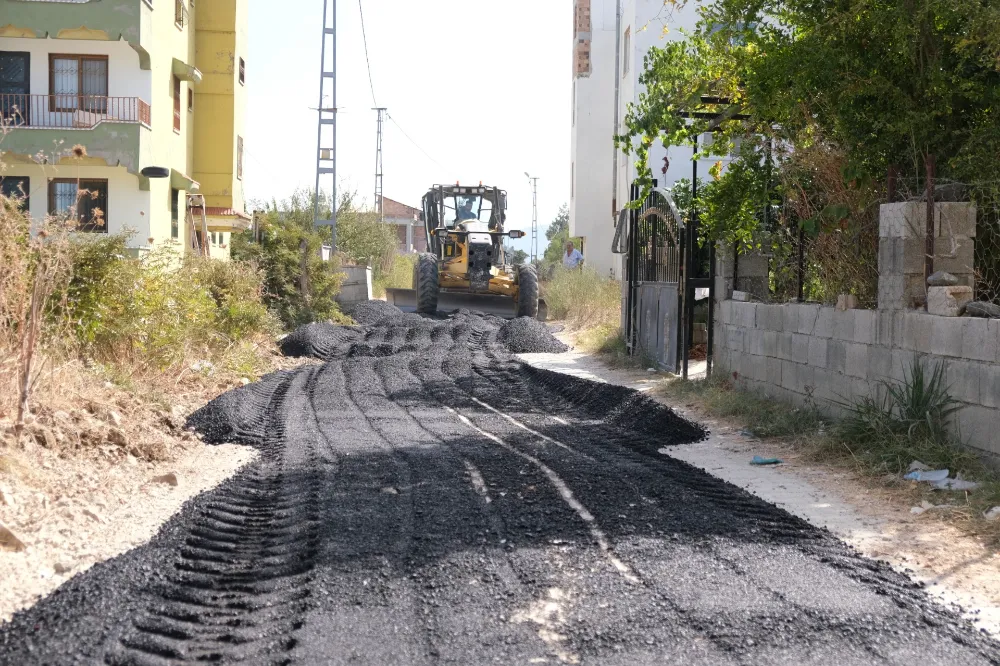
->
xmin=714 ymin=302 xmax=1000 ymax=462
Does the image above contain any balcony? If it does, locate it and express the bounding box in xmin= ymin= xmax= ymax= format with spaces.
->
xmin=0 ymin=0 xmax=154 ymax=69
xmin=1 ymin=95 xmax=151 ymax=129
xmin=0 ymin=95 xmax=150 ymax=175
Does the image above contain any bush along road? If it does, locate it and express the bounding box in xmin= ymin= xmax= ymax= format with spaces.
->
xmin=1 ymin=303 xmax=999 ymax=664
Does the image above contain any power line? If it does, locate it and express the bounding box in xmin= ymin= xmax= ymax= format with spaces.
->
xmin=386 ymin=112 xmax=451 ymax=175
xmin=357 ymin=0 xmax=377 ymax=106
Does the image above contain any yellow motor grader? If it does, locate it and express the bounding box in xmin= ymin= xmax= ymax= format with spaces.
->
xmin=385 ymin=184 xmax=543 ymax=319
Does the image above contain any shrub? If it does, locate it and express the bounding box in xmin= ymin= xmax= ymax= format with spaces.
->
xmin=543 ymin=267 xmax=621 ymax=328
xmin=231 ymin=190 xmax=346 ymax=329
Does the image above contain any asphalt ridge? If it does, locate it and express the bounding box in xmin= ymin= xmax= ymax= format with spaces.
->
xmin=1 ymin=308 xmax=998 ymax=664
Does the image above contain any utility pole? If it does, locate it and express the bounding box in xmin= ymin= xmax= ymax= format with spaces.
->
xmin=373 ymin=107 xmax=386 ymax=221
xmin=314 ymin=0 xmax=337 ymax=250
xmin=525 ymin=172 xmax=539 ymax=263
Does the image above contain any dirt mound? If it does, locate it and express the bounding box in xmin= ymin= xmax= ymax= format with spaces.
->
xmin=497 ymin=317 xmax=570 ymax=354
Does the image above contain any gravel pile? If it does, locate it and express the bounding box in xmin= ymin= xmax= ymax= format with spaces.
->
xmin=497 ymin=317 xmax=570 ymax=354
xmin=346 ymin=300 xmax=407 ymax=325
xmin=279 ymin=323 xmax=364 ymax=358
xmin=279 ymin=303 xmax=568 ymax=359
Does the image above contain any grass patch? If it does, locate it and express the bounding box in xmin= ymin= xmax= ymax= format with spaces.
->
xmin=658 ymin=375 xmax=824 ymax=439
xmin=576 ymin=324 xmax=659 ymax=370
xmin=373 ymin=254 xmax=414 ymax=298
xmin=543 ymin=267 xmax=620 ymax=329
xmin=658 ymin=359 xmax=1000 ymax=541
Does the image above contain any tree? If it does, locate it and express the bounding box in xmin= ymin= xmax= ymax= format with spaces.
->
xmin=617 ymin=0 xmax=1000 ymax=246
xmin=542 ymin=204 xmax=570 ymax=266
xmin=231 ymin=189 xmax=345 ymax=328
xmin=504 ymin=245 xmax=529 ymax=266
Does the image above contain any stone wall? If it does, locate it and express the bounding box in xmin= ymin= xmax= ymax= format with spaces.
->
xmin=713 ymin=202 xmax=999 ymax=462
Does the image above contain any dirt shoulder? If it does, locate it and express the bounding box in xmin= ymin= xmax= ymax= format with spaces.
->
xmin=520 ymin=329 xmax=1000 ymax=638
xmin=0 ymin=348 xmax=317 ymax=622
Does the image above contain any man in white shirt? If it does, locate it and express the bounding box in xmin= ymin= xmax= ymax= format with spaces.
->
xmin=562 ymin=241 xmax=584 ymax=269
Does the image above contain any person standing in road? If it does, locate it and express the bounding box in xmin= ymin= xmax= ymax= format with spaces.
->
xmin=563 ymin=240 xmax=584 ymax=269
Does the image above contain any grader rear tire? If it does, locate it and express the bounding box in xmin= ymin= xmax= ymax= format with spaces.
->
xmin=414 ymin=253 xmax=440 ymax=314
xmin=515 ymin=264 xmax=539 ymax=318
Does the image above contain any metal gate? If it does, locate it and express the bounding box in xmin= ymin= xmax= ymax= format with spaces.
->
xmin=613 ymin=180 xmax=715 ymax=377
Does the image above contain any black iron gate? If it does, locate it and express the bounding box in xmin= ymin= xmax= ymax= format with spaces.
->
xmin=613 ymin=179 xmax=715 ymax=377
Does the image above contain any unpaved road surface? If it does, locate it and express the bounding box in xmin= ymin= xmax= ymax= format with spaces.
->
xmin=2 ymin=307 xmax=999 ymax=664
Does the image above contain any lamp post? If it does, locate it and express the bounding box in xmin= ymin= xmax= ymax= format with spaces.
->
xmin=524 ymin=172 xmax=539 ymax=264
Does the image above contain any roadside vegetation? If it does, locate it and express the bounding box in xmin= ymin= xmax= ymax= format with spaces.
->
xmin=660 ymin=360 xmax=1000 ymax=541
xmin=1 ymin=191 xmax=282 ymax=462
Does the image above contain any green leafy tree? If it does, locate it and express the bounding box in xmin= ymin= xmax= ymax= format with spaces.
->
xmin=543 ymin=204 xmax=570 ymax=267
xmin=232 ymin=190 xmax=346 ymax=329
xmin=617 ymin=0 xmax=1000 ymax=247
xmin=504 ymin=245 xmax=529 ymax=266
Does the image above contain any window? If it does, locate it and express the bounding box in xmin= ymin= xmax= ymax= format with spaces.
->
xmin=171 ymin=188 xmax=180 ymax=239
xmin=175 ymin=0 xmax=185 ymax=27
xmin=239 ymin=58 xmax=245 ymax=86
xmin=49 ymin=54 xmax=108 ymax=112
xmin=237 ymin=136 xmax=244 ymax=180
xmin=1 ymin=176 xmax=30 ymax=212
xmin=188 ymin=87 xmax=194 ymax=112
xmin=623 ymin=28 xmax=630 ymax=77
xmin=173 ymin=75 xmax=181 ymax=132
xmin=49 ymin=178 xmax=108 ymax=232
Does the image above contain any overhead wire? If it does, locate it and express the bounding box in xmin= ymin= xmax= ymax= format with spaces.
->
xmin=356 ymin=0 xmax=452 ymax=178
xmin=357 ymin=0 xmax=378 ymax=106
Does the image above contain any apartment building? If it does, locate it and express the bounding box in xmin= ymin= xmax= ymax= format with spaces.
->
xmin=0 ymin=0 xmax=249 ymax=258
xmin=571 ymin=0 xmax=726 ymax=279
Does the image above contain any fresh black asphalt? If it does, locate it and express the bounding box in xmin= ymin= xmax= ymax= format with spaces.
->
xmin=1 ymin=305 xmax=998 ymax=664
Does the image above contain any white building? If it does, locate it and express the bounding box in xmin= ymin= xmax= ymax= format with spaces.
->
xmin=571 ymin=0 xmax=729 ymax=279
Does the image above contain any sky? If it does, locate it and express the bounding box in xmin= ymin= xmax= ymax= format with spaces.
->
xmin=244 ymin=0 xmax=573 ymax=256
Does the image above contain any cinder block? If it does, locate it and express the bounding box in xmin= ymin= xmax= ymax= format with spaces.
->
xmin=954 ymin=405 xmax=998 ymax=457
xmin=890 ymin=311 xmax=906 ymax=348
xmin=796 ymin=363 xmax=816 ymax=396
xmin=808 ymin=336 xmax=828 ymax=367
xmin=765 ymin=357 xmax=782 ymax=387
xmin=936 ymin=202 xmax=977 ymax=238
xmin=853 ymin=310 xmax=877 ymax=345
xmin=733 ymin=302 xmax=757 ymax=329
xmin=945 ymin=359 xmax=981 ymax=405
xmin=776 ymin=332 xmax=794 ymax=361
xmin=791 ymin=334 xmax=810 ymax=364
xmin=721 ymin=300 xmax=733 ymax=324
xmin=890 ymin=349 xmax=917 ymax=383
xmin=782 ymin=305 xmax=798 ymax=333
xmin=876 ymin=312 xmax=894 ymax=347
xmin=781 ymin=360 xmax=798 ymax=390
xmin=751 ymin=355 xmax=769 ymax=381
xmin=812 ymin=367 xmax=835 ymax=403
xmin=929 ymin=316 xmax=965 ymax=357
xmin=758 ymin=304 xmax=784 ymax=332
xmin=830 ymin=372 xmax=855 ymax=405
xmin=846 ymin=343 xmax=870 ymax=379
xmin=832 ymin=310 xmax=856 ymax=340
xmin=869 ymin=347 xmax=893 ymax=381
xmin=877 ymin=274 xmax=907 ymax=311
xmin=979 ymin=365 xmax=1000 ymax=410
xmin=927 ymin=286 xmax=973 ymax=317
xmin=902 ymin=312 xmax=932 ymax=353
xmin=761 ymin=330 xmax=779 ymax=358
xmin=814 ymin=307 xmax=834 ymax=338
xmin=992 ymin=320 xmax=1000 ymax=363
xmin=797 ymin=304 xmax=821 ymax=334
xmin=961 ymin=318 xmax=997 ymax=363
xmin=827 ymin=339 xmax=847 ymax=374
xmin=745 ymin=329 xmax=761 ymax=356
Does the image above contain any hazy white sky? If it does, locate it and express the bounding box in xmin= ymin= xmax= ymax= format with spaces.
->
xmin=244 ymin=0 xmax=573 ymax=254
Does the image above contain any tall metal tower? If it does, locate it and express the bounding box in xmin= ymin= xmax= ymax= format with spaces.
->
xmin=313 ymin=0 xmax=338 ymax=248
xmin=373 ymin=107 xmax=386 ymax=220
xmin=525 ymin=173 xmax=539 ymax=263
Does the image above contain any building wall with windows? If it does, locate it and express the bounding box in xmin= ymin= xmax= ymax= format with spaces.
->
xmin=0 ymin=0 xmax=247 ymax=260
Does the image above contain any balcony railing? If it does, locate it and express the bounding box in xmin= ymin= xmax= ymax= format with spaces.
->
xmin=0 ymin=95 xmax=151 ymax=129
